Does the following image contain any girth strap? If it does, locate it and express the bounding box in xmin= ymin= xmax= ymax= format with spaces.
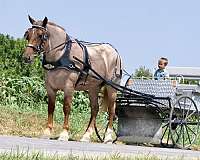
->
xmin=74 ymin=39 xmax=91 ymax=86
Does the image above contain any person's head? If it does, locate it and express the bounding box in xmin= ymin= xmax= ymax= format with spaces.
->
xmin=158 ymin=57 xmax=168 ymax=70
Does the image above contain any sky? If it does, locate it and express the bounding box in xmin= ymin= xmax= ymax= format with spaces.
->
xmin=1 ymin=0 xmax=200 ymax=74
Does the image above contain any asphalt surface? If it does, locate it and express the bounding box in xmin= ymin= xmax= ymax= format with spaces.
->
xmin=0 ymin=135 xmax=200 ymax=159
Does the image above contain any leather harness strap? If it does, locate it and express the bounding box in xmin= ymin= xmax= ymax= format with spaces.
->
xmin=42 ymin=36 xmax=91 ymax=86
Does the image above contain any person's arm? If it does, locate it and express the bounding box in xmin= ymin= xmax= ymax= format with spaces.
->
xmin=154 ymin=69 xmax=158 ymax=80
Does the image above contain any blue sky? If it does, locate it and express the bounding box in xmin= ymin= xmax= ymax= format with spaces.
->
xmin=1 ymin=0 xmax=200 ymax=74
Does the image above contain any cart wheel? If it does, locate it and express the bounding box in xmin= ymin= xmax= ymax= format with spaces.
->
xmin=160 ymin=115 xmax=174 ymax=147
xmin=170 ymin=96 xmax=200 ymax=148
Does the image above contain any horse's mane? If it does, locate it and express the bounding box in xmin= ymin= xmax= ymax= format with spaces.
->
xmin=48 ymin=22 xmax=65 ymax=31
xmin=35 ymin=20 xmax=65 ymax=31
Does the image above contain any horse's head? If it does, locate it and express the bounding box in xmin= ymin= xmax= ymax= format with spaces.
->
xmin=23 ymin=15 xmax=49 ymax=63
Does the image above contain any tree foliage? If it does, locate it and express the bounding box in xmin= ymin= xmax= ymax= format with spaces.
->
xmin=0 ymin=34 xmax=90 ymax=114
xmin=0 ymin=34 xmax=43 ymax=79
xmin=133 ymin=66 xmax=152 ymax=78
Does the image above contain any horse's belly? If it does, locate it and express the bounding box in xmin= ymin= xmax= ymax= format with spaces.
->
xmin=46 ymin=69 xmax=78 ymax=91
xmin=74 ymin=76 xmax=102 ymax=91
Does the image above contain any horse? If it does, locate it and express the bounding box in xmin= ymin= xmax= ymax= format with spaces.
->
xmin=23 ymin=16 xmax=122 ymax=143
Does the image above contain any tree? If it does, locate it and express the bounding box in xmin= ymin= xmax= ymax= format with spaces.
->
xmin=133 ymin=66 xmax=152 ymax=78
xmin=0 ymin=34 xmax=43 ymax=79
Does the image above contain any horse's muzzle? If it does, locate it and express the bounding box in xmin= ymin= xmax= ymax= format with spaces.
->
xmin=23 ymin=56 xmax=33 ymax=64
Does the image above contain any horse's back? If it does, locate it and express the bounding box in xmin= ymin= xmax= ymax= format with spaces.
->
xmin=86 ymin=43 xmax=122 ymax=82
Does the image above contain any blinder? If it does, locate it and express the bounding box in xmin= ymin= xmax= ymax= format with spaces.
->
xmin=24 ymin=28 xmax=31 ymax=40
xmin=42 ymin=34 xmax=48 ymax=41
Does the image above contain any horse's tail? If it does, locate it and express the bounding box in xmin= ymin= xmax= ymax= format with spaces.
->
xmin=107 ymin=43 xmax=123 ymax=79
xmin=99 ymin=86 xmax=109 ymax=112
xmin=115 ymin=54 xmax=123 ymax=79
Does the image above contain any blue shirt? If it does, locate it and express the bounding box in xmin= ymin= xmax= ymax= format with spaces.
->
xmin=154 ymin=69 xmax=169 ymax=80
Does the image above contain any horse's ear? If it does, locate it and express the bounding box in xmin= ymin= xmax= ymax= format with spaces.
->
xmin=42 ymin=17 xmax=48 ymax=27
xmin=28 ymin=15 xmax=35 ymax=24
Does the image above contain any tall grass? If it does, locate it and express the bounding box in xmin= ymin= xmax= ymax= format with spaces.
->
xmin=0 ymin=76 xmax=110 ymax=140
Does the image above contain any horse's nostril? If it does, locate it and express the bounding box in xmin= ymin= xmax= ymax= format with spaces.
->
xmin=23 ymin=56 xmax=32 ymax=63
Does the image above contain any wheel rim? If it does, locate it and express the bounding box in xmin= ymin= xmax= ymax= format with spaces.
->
xmin=170 ymin=96 xmax=199 ymax=148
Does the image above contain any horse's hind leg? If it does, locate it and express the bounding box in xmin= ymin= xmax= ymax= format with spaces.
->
xmin=43 ymin=88 xmax=57 ymax=138
xmin=104 ymin=87 xmax=117 ymax=144
xmin=80 ymin=88 xmax=99 ymax=142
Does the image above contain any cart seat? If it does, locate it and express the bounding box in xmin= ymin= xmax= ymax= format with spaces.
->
xmin=127 ymin=79 xmax=176 ymax=98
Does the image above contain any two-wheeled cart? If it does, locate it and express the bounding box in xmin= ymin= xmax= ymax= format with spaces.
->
xmin=116 ymin=78 xmax=200 ymax=148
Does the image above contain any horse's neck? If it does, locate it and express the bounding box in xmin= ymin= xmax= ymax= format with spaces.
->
xmin=45 ymin=24 xmax=66 ymax=62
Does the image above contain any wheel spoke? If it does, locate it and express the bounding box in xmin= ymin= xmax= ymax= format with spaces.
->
xmin=182 ymin=124 xmax=185 ymax=147
xmin=185 ymin=101 xmax=192 ymax=119
xmin=167 ymin=127 xmax=171 ymax=145
xmin=186 ymin=110 xmax=196 ymax=120
xmin=174 ymin=125 xmax=181 ymax=137
xmin=182 ymin=97 xmax=186 ymax=119
xmin=184 ymin=124 xmax=192 ymax=144
xmin=185 ymin=125 xmax=197 ymax=136
xmin=186 ymin=121 xmax=198 ymax=125
xmin=176 ymin=125 xmax=182 ymax=143
xmin=161 ymin=124 xmax=169 ymax=141
xmin=177 ymin=100 xmax=183 ymax=115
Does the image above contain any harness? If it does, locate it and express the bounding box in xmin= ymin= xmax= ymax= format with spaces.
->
xmin=25 ymin=25 xmax=121 ymax=86
xmin=42 ymin=35 xmax=91 ymax=86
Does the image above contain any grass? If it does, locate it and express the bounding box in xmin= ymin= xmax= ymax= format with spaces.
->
xmin=0 ymin=106 xmax=46 ymax=137
xmin=0 ymin=151 xmax=188 ymax=160
xmin=0 ymin=104 xmax=109 ymax=142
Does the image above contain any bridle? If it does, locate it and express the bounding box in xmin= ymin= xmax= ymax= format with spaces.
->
xmin=25 ymin=25 xmax=50 ymax=54
xmin=25 ymin=25 xmax=71 ymax=55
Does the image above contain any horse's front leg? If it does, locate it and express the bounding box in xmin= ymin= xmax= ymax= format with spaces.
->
xmin=43 ymin=88 xmax=57 ymax=138
xmin=80 ymin=89 xmax=99 ymax=142
xmin=58 ymin=91 xmax=73 ymax=141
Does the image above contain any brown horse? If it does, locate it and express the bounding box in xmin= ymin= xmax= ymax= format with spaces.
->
xmin=23 ymin=16 xmax=122 ymax=143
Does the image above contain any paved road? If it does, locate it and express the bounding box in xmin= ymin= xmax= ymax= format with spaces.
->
xmin=0 ymin=135 xmax=199 ymax=159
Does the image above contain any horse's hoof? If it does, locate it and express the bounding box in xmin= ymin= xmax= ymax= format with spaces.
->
xmin=80 ymin=135 xmax=90 ymax=142
xmin=41 ymin=128 xmax=51 ymax=139
xmin=104 ymin=140 xmax=113 ymax=144
xmin=58 ymin=130 xmax=69 ymax=141
xmin=103 ymin=128 xmax=113 ymax=144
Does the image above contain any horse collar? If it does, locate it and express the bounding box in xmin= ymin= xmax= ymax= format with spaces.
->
xmin=42 ymin=39 xmax=76 ymax=71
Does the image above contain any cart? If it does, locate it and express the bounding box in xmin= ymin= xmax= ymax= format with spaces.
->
xmin=116 ymin=78 xmax=200 ymax=148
